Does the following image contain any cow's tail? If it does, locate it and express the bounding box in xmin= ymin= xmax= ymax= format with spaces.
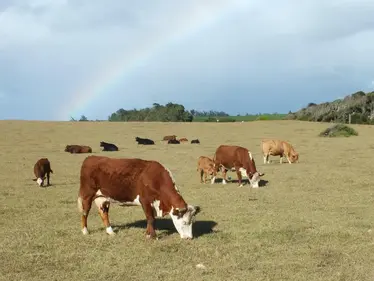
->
xmin=50 ymin=169 xmax=53 ymax=174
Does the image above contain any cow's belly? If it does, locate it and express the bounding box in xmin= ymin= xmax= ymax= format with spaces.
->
xmin=95 ymin=190 xmax=141 ymax=206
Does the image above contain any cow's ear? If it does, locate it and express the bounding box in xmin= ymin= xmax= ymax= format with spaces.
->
xmin=172 ymin=207 xmax=187 ymax=218
xmin=189 ymin=205 xmax=201 ymax=216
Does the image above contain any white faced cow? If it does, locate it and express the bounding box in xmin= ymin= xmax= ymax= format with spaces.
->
xmin=77 ymin=155 xmax=201 ymax=240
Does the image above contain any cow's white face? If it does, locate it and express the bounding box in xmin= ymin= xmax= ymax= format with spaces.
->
xmin=238 ymin=168 xmax=264 ymax=188
xmin=36 ymin=178 xmax=43 ymax=186
xmin=249 ymin=172 xmax=261 ymax=188
xmin=169 ymin=205 xmax=200 ymax=239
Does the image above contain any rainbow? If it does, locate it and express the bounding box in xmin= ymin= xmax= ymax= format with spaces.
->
xmin=59 ymin=1 xmax=250 ymax=120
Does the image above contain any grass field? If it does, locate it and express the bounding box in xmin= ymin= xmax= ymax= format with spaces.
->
xmin=1 ymin=120 xmax=374 ymax=281
xmin=192 ymin=113 xmax=287 ymax=122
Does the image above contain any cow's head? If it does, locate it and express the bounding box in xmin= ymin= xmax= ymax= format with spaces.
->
xmin=64 ymin=145 xmax=71 ymax=152
xmin=33 ymin=176 xmax=45 ymax=186
xmin=290 ymin=152 xmax=299 ymax=163
xmin=238 ymin=168 xmax=264 ymax=188
xmin=207 ymin=164 xmax=216 ymax=176
xmin=99 ymin=141 xmax=104 ymax=147
xmin=170 ymin=205 xmax=201 ymax=239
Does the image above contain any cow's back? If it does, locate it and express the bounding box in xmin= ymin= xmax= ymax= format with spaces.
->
xmin=214 ymin=145 xmax=246 ymax=166
xmin=262 ymin=139 xmax=284 ymax=155
xmin=80 ymin=156 xmax=152 ymax=202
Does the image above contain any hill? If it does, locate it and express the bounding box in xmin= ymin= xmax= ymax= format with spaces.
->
xmin=286 ymin=90 xmax=374 ymax=124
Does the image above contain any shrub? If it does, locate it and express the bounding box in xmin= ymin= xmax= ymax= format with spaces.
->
xmin=319 ymin=124 xmax=358 ymax=138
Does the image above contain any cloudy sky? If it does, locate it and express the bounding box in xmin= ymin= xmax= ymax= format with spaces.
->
xmin=1 ymin=0 xmax=374 ymax=121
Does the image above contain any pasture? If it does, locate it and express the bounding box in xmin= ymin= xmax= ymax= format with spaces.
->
xmin=1 ymin=120 xmax=374 ymax=281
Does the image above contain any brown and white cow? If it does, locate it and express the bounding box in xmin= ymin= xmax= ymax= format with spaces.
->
xmin=211 ymin=145 xmax=264 ymax=188
xmin=77 ymin=155 xmax=201 ymax=239
xmin=197 ymin=156 xmax=217 ymax=184
xmin=65 ymin=145 xmax=92 ymax=154
xmin=32 ymin=158 xmax=53 ymax=187
xmin=179 ymin=138 xmax=188 ymax=142
xmin=261 ymin=139 xmax=299 ymax=164
xmin=163 ymin=135 xmax=177 ymax=141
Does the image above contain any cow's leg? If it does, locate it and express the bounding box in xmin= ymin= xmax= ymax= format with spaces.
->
xmin=78 ymin=196 xmax=93 ymax=235
xmin=221 ymin=167 xmax=228 ymax=185
xmin=199 ymin=169 xmax=204 ymax=183
xmin=94 ymin=197 xmax=115 ymax=235
xmin=141 ymin=202 xmax=157 ymax=239
xmin=280 ymin=155 xmax=283 ymax=164
xmin=235 ymin=169 xmax=243 ymax=187
xmin=46 ymin=172 xmax=50 ymax=186
xmin=204 ymin=171 xmax=208 ymax=184
xmin=286 ymin=154 xmax=292 ymax=164
xmin=263 ymin=154 xmax=268 ymax=164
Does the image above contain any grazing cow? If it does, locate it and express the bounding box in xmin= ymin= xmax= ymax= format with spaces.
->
xmin=211 ymin=145 xmax=264 ymax=188
xmin=135 ymin=137 xmax=155 ymax=145
xmin=65 ymin=145 xmax=92 ymax=154
xmin=168 ymin=139 xmax=180 ymax=144
xmin=100 ymin=141 xmax=118 ymax=151
xmin=77 ymin=155 xmax=201 ymax=239
xmin=32 ymin=158 xmax=53 ymax=187
xmin=178 ymin=138 xmax=188 ymax=142
xmin=197 ymin=156 xmax=217 ymax=184
xmin=191 ymin=139 xmax=200 ymax=144
xmin=163 ymin=135 xmax=177 ymax=141
xmin=261 ymin=139 xmax=299 ymax=164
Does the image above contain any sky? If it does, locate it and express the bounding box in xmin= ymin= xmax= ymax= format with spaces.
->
xmin=1 ymin=0 xmax=374 ymax=121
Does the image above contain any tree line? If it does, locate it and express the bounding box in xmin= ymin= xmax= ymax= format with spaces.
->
xmin=74 ymin=102 xmax=241 ymax=122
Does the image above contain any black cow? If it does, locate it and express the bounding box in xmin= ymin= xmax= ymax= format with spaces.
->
xmin=100 ymin=141 xmax=119 ymax=151
xmin=168 ymin=139 xmax=180 ymax=144
xmin=191 ymin=139 xmax=200 ymax=144
xmin=135 ymin=137 xmax=155 ymax=145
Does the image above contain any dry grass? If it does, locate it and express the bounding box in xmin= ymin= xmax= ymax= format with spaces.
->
xmin=1 ymin=120 xmax=374 ymax=281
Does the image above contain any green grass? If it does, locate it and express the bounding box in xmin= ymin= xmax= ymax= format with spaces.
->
xmin=1 ymin=120 xmax=374 ymax=281
xmin=193 ymin=114 xmax=287 ymax=122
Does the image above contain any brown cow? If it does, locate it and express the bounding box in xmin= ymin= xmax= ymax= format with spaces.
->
xmin=163 ymin=135 xmax=177 ymax=141
xmin=212 ymin=145 xmax=264 ymax=188
xmin=77 ymin=155 xmax=201 ymax=239
xmin=261 ymin=139 xmax=299 ymax=164
xmin=32 ymin=158 xmax=53 ymax=187
xmin=65 ymin=145 xmax=92 ymax=154
xmin=179 ymin=138 xmax=188 ymax=142
xmin=197 ymin=156 xmax=216 ymax=184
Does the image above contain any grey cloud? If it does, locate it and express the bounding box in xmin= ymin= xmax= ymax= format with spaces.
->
xmin=1 ymin=0 xmax=374 ymax=120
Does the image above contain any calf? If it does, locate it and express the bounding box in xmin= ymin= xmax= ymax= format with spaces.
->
xmin=100 ymin=141 xmax=118 ymax=151
xmin=191 ymin=139 xmax=200 ymax=144
xmin=32 ymin=158 xmax=53 ymax=187
xmin=261 ymin=139 xmax=299 ymax=164
xmin=77 ymin=155 xmax=201 ymax=239
xmin=197 ymin=156 xmax=217 ymax=184
xmin=212 ymin=145 xmax=264 ymax=188
xmin=168 ymin=139 xmax=180 ymax=144
xmin=178 ymin=138 xmax=188 ymax=142
xmin=135 ymin=137 xmax=155 ymax=145
xmin=65 ymin=145 xmax=92 ymax=154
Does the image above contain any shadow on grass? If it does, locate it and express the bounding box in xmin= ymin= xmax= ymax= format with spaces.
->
xmin=112 ymin=219 xmax=218 ymax=238
xmin=213 ymin=178 xmax=269 ymax=187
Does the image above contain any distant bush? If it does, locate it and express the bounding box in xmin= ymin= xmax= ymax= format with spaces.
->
xmin=319 ymin=124 xmax=358 ymax=137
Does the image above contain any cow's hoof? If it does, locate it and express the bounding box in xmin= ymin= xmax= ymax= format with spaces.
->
xmin=106 ymin=226 xmax=115 ymax=235
xmin=146 ymin=234 xmax=158 ymax=240
xmin=82 ymin=227 xmax=89 ymax=235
